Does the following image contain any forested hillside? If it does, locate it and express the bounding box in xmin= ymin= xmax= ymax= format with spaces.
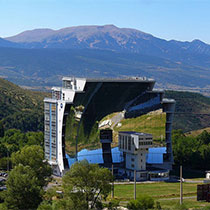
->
xmin=0 ymin=78 xmax=48 ymax=132
xmin=165 ymin=91 xmax=210 ymax=132
xmin=0 ymin=47 xmax=210 ymax=90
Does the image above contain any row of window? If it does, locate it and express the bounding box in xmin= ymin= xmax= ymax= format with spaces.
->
xmin=44 ymin=125 xmax=57 ymax=133
xmin=131 ymin=158 xmax=143 ymax=162
xmin=119 ymin=137 xmax=133 ymax=151
xmin=45 ymin=147 xmax=57 ymax=159
xmin=45 ymin=115 xmax=56 ymax=122
xmin=45 ymin=132 xmax=56 ymax=137
xmin=44 ymin=103 xmax=57 ymax=110
xmin=119 ymin=136 xmax=152 ymax=150
xmin=130 ymin=164 xmax=144 ymax=170
xmin=139 ymin=137 xmax=152 ymax=141
xmin=52 ymin=91 xmax=61 ymax=100
xmin=139 ymin=141 xmax=152 ymax=146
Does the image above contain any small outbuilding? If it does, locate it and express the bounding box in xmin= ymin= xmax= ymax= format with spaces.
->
xmin=206 ymin=171 xmax=210 ymax=179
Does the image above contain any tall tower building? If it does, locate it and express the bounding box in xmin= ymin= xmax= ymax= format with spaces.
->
xmin=44 ymin=78 xmax=86 ymax=175
xmin=100 ymin=129 xmax=113 ymax=168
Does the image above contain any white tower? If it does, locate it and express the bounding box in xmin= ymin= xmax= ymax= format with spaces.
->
xmin=44 ymin=77 xmax=86 ymax=176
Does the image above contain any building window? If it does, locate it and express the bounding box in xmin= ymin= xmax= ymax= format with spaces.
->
xmin=131 ymin=158 xmax=134 ymax=162
xmin=131 ymin=164 xmax=135 ymax=168
xmin=128 ymin=137 xmax=131 ymax=150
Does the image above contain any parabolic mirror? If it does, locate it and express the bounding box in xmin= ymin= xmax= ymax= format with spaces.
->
xmin=44 ymin=77 xmax=175 ymax=176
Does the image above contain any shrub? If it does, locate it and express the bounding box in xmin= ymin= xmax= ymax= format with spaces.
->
xmin=173 ymin=203 xmax=188 ymax=210
xmin=106 ymin=199 xmax=120 ymax=210
xmin=37 ymin=201 xmax=53 ymax=210
xmin=127 ymin=195 xmax=154 ymax=210
xmin=155 ymin=201 xmax=161 ymax=210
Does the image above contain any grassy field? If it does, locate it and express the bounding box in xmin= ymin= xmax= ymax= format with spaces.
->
xmin=113 ymin=182 xmax=199 ymax=200
xmin=110 ymin=182 xmax=210 ymax=209
xmin=158 ymin=198 xmax=210 ymax=210
xmin=99 ymin=109 xmax=166 ymax=146
xmin=186 ymin=127 xmax=210 ymax=137
xmin=115 ymin=110 xmax=166 ymax=140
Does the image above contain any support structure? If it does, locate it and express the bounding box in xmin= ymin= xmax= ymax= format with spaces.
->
xmin=180 ymin=165 xmax=183 ymax=205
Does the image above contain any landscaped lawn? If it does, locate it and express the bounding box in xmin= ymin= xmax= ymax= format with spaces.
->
xmin=157 ymin=197 xmax=210 ymax=210
xmin=111 ymin=182 xmax=210 ymax=209
xmin=114 ymin=182 xmax=199 ymax=200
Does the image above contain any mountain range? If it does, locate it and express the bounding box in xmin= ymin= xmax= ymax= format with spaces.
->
xmin=0 ymin=25 xmax=210 ymax=92
xmin=5 ymin=25 xmax=210 ymax=56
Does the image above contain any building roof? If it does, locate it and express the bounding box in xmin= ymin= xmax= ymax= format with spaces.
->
xmin=162 ymin=98 xmax=176 ymax=104
xmin=62 ymin=76 xmax=155 ymax=83
xmin=119 ymin=131 xmax=152 ymax=136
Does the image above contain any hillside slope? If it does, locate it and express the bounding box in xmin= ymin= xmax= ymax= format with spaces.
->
xmin=0 ymin=78 xmax=48 ymax=132
xmin=0 ymin=47 xmax=209 ymax=90
xmin=165 ymin=91 xmax=210 ymax=132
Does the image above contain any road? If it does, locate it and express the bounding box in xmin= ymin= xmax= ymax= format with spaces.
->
xmin=158 ymin=196 xmax=196 ymax=201
xmin=111 ymin=111 xmax=124 ymax=129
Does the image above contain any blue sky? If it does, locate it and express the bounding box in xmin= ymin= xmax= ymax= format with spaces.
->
xmin=1 ymin=0 xmax=210 ymax=43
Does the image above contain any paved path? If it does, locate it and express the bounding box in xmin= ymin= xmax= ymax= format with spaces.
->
xmin=111 ymin=111 xmax=124 ymax=129
xmin=158 ymin=196 xmax=196 ymax=201
xmin=185 ymin=180 xmax=204 ymax=183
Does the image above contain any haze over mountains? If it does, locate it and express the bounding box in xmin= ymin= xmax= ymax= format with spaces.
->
xmin=0 ymin=25 xmax=210 ymax=93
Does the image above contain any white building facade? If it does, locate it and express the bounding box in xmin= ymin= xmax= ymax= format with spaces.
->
xmin=44 ymin=77 xmax=86 ymax=176
xmin=118 ymin=131 xmax=153 ymax=180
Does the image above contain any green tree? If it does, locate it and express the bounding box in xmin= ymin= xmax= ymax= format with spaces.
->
xmin=11 ymin=145 xmax=52 ymax=187
xmin=5 ymin=164 xmax=43 ymax=210
xmin=0 ymin=143 xmax=7 ymax=158
xmin=25 ymin=131 xmax=44 ymax=147
xmin=172 ymin=131 xmax=200 ymax=167
xmin=0 ymin=121 xmax=4 ymax=137
xmin=37 ymin=201 xmax=53 ymax=210
xmin=106 ymin=199 xmax=120 ymax=210
xmin=0 ymin=157 xmax=11 ymax=171
xmin=197 ymin=130 xmax=210 ymax=145
xmin=199 ymin=144 xmax=210 ymax=169
xmin=2 ymin=129 xmax=25 ymax=145
xmin=62 ymin=160 xmax=113 ymax=209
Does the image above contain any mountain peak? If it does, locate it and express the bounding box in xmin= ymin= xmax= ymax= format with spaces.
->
xmin=5 ymin=25 xmax=152 ymax=44
xmin=97 ymin=24 xmax=117 ymax=28
xmin=192 ymin=39 xmax=203 ymax=43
